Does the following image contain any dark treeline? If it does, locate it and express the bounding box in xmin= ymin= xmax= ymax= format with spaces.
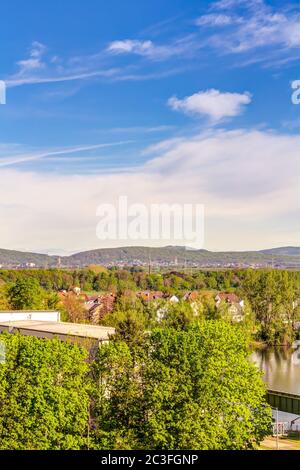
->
xmin=0 ymin=266 xmax=242 ymax=292
xmin=2 ymin=266 xmax=298 ymax=293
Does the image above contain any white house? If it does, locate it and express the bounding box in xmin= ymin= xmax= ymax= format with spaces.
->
xmin=156 ymin=295 xmax=180 ymax=322
xmin=0 ymin=310 xmax=60 ymax=322
xmin=71 ymin=286 xmax=81 ymax=295
xmin=215 ymin=292 xmax=245 ymax=323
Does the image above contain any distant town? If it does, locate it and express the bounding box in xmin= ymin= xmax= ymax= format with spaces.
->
xmin=0 ymin=245 xmax=300 ymax=270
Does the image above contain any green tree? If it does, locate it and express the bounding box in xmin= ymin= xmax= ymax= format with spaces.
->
xmin=0 ymin=283 xmax=10 ymax=309
xmin=242 ymin=270 xmax=299 ymax=344
xmin=92 ymin=341 xmax=142 ymax=449
xmin=92 ymin=321 xmax=271 ymax=450
xmin=8 ymin=277 xmax=45 ymax=310
xmin=59 ymin=292 xmax=86 ymax=323
xmin=0 ymin=333 xmax=90 ymax=450
xmin=109 ymin=309 xmax=147 ymax=358
xmin=159 ymin=302 xmax=197 ymax=330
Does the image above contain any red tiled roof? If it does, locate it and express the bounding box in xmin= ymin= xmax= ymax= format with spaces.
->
xmin=217 ymin=292 xmax=240 ymax=303
xmin=137 ymin=291 xmax=164 ymax=301
xmin=184 ymin=291 xmax=199 ymax=301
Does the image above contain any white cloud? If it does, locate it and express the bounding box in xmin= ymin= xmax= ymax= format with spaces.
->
xmin=15 ymin=41 xmax=47 ymax=75
xmin=104 ymin=1 xmax=300 ymax=70
xmin=6 ymin=68 xmax=119 ymax=88
xmin=212 ymin=0 xmax=264 ymax=10
xmin=196 ymin=14 xmax=237 ymax=26
xmin=6 ymin=40 xmax=123 ymax=88
xmin=107 ymin=40 xmax=154 ymax=55
xmin=204 ymin=0 xmax=300 ymax=58
xmin=6 ymin=38 xmax=190 ymax=88
xmin=168 ymin=89 xmax=251 ymax=121
xmin=106 ymin=36 xmax=198 ymax=61
xmin=227 ymin=13 xmax=300 ymax=53
xmin=0 ymin=129 xmax=299 ymax=252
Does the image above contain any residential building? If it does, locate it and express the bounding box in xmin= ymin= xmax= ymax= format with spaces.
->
xmin=215 ymin=292 xmax=245 ymax=322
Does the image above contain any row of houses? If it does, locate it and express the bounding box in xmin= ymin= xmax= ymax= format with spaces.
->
xmin=0 ymin=290 xmax=244 ymax=354
xmin=84 ymin=293 xmax=116 ymax=323
xmin=79 ymin=289 xmax=246 ymax=324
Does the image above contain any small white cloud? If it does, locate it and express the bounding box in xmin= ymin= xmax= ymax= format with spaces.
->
xmin=213 ymin=0 xmax=263 ymax=9
xmin=107 ymin=39 xmax=153 ymax=55
xmin=16 ymin=41 xmax=47 ymax=74
xmin=106 ymin=37 xmax=197 ymax=61
xmin=168 ymin=89 xmax=251 ymax=121
xmin=30 ymin=41 xmax=47 ymax=58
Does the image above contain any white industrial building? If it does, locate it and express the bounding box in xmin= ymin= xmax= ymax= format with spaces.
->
xmin=0 ymin=310 xmax=60 ymax=322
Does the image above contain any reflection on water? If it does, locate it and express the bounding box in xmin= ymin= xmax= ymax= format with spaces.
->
xmin=251 ymin=344 xmax=300 ymax=395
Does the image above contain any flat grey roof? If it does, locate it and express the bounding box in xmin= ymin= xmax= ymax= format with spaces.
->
xmin=0 ymin=320 xmax=115 ymax=341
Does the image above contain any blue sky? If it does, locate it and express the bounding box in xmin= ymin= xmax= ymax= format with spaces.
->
xmin=0 ymin=0 xmax=299 ymax=253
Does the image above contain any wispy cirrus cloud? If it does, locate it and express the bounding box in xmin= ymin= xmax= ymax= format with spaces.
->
xmin=5 ymin=38 xmax=191 ymax=89
xmin=16 ymin=41 xmax=47 ymax=74
xmin=198 ymin=0 xmax=300 ymax=62
xmin=211 ymin=0 xmax=265 ymax=11
xmin=106 ymin=36 xmax=198 ymax=61
xmin=196 ymin=14 xmax=238 ymax=26
xmin=105 ymin=125 xmax=175 ymax=134
xmin=104 ymin=0 xmax=300 ymax=71
xmin=0 ymin=141 xmax=133 ymax=167
xmin=168 ymin=89 xmax=251 ymax=122
xmin=5 ymin=42 xmax=120 ymax=87
xmin=4 ymin=0 xmax=300 ymax=93
xmin=6 ymin=68 xmax=120 ymax=88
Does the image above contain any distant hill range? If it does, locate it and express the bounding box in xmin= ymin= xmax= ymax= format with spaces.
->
xmin=259 ymin=246 xmax=300 ymax=256
xmin=0 ymin=245 xmax=300 ymax=269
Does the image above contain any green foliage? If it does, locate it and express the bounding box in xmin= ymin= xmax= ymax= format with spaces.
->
xmin=92 ymin=321 xmax=272 ymax=450
xmin=105 ymin=309 xmax=147 ymax=361
xmin=0 ymin=315 xmax=272 ymax=450
xmin=242 ymin=269 xmax=299 ymax=345
xmin=159 ymin=302 xmax=198 ymax=330
xmin=140 ymin=323 xmax=271 ymax=449
xmin=0 ymin=333 xmax=90 ymax=450
xmin=0 ymin=266 xmax=299 ymax=345
xmin=8 ymin=277 xmax=45 ymax=310
xmin=91 ymin=341 xmax=142 ymax=449
xmin=0 ymin=284 xmax=10 ymax=309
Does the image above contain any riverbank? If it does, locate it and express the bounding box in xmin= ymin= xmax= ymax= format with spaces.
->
xmin=260 ymin=436 xmax=300 ymax=450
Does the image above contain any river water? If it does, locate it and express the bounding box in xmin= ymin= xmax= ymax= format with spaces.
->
xmin=251 ymin=343 xmax=300 ymax=395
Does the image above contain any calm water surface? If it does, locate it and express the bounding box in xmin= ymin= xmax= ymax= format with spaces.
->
xmin=251 ymin=344 xmax=300 ymax=395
